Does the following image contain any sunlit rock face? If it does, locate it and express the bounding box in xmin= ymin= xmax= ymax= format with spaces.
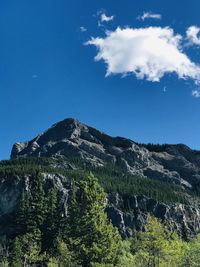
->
xmin=11 ymin=118 xmax=200 ymax=189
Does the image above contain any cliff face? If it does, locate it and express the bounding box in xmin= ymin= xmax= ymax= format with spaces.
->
xmin=3 ymin=118 xmax=200 ymax=238
xmin=0 ymin=171 xmax=200 ymax=239
xmin=0 ymin=172 xmax=71 ymax=236
xmin=107 ymin=193 xmax=200 ymax=239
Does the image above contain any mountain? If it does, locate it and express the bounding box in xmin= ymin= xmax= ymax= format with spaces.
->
xmin=1 ymin=118 xmax=200 ymax=238
xmin=11 ymin=118 xmax=200 ymax=190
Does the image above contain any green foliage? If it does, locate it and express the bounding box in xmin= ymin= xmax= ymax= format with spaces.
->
xmin=131 ymin=215 xmax=187 ymax=267
xmin=31 ymin=171 xmax=46 ymax=227
xmin=2 ymin=157 xmax=200 ymax=266
xmin=67 ymin=174 xmax=122 ymax=267
xmin=56 ymin=239 xmax=80 ymax=267
xmin=0 ymin=236 xmax=9 ymax=267
xmin=181 ymin=234 xmax=200 ymax=266
xmin=10 ymin=237 xmax=23 ymax=267
xmin=19 ymin=229 xmax=42 ymax=265
xmin=15 ymin=190 xmax=30 ymax=235
xmin=116 ymin=239 xmax=135 ymax=267
xmin=138 ymin=143 xmax=169 ymax=152
xmin=42 ymin=188 xmax=61 ymax=255
xmin=0 ymin=156 xmax=197 ymax=205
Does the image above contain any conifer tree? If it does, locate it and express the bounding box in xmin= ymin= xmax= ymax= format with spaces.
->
xmin=31 ymin=171 xmax=46 ymax=229
xmin=15 ymin=190 xmax=30 ymax=236
xmin=10 ymin=237 xmax=23 ymax=267
xmin=67 ymin=174 xmax=122 ymax=267
xmin=42 ymin=188 xmax=61 ymax=255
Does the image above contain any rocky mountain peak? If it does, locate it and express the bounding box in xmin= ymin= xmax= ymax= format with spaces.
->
xmin=10 ymin=118 xmax=200 ymax=190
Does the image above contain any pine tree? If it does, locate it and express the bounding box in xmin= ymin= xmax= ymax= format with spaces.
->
xmin=31 ymin=171 xmax=46 ymax=229
xmin=10 ymin=237 xmax=23 ymax=267
xmin=42 ymin=188 xmax=61 ymax=255
xmin=15 ymin=190 xmax=30 ymax=236
xmin=67 ymin=174 xmax=122 ymax=267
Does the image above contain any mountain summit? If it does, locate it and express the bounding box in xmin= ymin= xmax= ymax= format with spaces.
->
xmin=11 ymin=118 xmax=200 ymax=190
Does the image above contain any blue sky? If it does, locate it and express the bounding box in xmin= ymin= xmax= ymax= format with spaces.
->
xmin=1 ymin=0 xmax=200 ymax=159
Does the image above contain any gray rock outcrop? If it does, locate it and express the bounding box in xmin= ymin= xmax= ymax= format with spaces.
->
xmin=11 ymin=118 xmax=200 ymax=190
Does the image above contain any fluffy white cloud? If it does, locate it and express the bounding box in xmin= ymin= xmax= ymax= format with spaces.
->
xmin=138 ymin=12 xmax=162 ymax=21
xmin=192 ymin=90 xmax=200 ymax=97
xmin=87 ymin=27 xmax=200 ymax=84
xmin=100 ymin=13 xmax=114 ymax=23
xmin=186 ymin=26 xmax=200 ymax=46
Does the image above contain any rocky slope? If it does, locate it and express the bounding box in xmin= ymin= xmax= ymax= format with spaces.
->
xmin=4 ymin=118 xmax=200 ymax=238
xmin=0 ymin=170 xmax=200 ymax=239
xmin=11 ymin=118 xmax=200 ymax=190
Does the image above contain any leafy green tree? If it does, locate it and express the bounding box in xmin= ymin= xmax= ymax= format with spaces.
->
xmin=19 ymin=228 xmax=42 ymax=266
xmin=131 ymin=215 xmax=185 ymax=267
xmin=116 ymin=239 xmax=135 ymax=267
xmin=136 ymin=216 xmax=167 ymax=266
xmin=47 ymin=238 xmax=80 ymax=267
xmin=67 ymin=174 xmax=122 ymax=267
xmin=181 ymin=233 xmax=200 ymax=267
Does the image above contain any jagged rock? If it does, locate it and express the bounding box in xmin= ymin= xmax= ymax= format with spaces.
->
xmin=107 ymin=193 xmax=200 ymax=238
xmin=10 ymin=118 xmax=200 ymax=189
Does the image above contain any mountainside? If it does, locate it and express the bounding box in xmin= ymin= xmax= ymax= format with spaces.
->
xmin=1 ymin=118 xmax=200 ymax=239
xmin=11 ymin=118 xmax=200 ymax=191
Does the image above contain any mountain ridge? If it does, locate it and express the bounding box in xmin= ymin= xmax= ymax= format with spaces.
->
xmin=11 ymin=118 xmax=200 ymax=191
xmin=1 ymin=118 xmax=200 ymax=238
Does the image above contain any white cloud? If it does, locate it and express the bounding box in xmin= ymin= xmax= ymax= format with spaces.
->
xmin=192 ymin=90 xmax=200 ymax=97
xmin=80 ymin=26 xmax=87 ymax=32
xmin=138 ymin=12 xmax=162 ymax=21
xmin=87 ymin=26 xmax=200 ymax=85
xmin=186 ymin=26 xmax=200 ymax=46
xmin=101 ymin=13 xmax=114 ymax=23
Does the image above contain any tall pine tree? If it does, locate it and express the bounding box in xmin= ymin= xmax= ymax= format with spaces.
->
xmin=42 ymin=188 xmax=61 ymax=255
xmin=67 ymin=173 xmax=122 ymax=267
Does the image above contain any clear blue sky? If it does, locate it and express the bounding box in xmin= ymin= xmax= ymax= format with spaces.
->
xmin=1 ymin=0 xmax=200 ymax=159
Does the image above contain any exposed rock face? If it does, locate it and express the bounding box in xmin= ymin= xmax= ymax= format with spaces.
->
xmin=107 ymin=193 xmax=200 ymax=239
xmin=0 ymin=172 xmax=71 ymax=236
xmin=0 ymin=172 xmax=200 ymax=239
xmin=11 ymin=118 xmax=200 ymax=190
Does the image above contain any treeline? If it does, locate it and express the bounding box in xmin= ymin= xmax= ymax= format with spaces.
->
xmin=0 ymin=157 xmax=196 ymax=205
xmin=137 ymin=143 xmax=169 ymax=152
xmin=0 ymin=172 xmax=200 ymax=266
xmin=94 ymin=165 xmax=190 ymax=205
